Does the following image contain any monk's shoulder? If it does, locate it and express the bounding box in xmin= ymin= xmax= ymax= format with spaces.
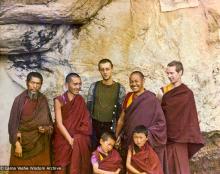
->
xmin=76 ymin=94 xmax=87 ymax=105
xmin=54 ymin=94 xmax=62 ymax=101
xmin=54 ymin=94 xmax=65 ymax=106
xmin=145 ymin=90 xmax=157 ymax=99
xmin=12 ymin=90 xmax=26 ymax=104
xmin=112 ymin=148 xmax=120 ymax=155
xmin=76 ymin=94 xmax=85 ymax=101
xmin=39 ymin=92 xmax=48 ymax=99
xmin=15 ymin=90 xmax=26 ymax=99
xmin=41 ymin=94 xmax=49 ymax=104
xmin=181 ymin=84 xmax=194 ymax=96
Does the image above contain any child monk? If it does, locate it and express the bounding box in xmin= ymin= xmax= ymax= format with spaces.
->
xmin=91 ymin=131 xmax=122 ymax=174
xmin=126 ymin=125 xmax=163 ymax=174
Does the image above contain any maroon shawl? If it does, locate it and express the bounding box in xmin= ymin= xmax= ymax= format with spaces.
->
xmin=129 ymin=143 xmax=163 ymax=174
xmin=53 ymin=92 xmax=92 ymax=167
xmin=93 ymin=148 xmax=122 ymax=172
xmin=161 ymin=84 xmax=204 ymax=158
xmin=124 ymin=90 xmax=167 ymax=148
xmin=8 ymin=90 xmax=53 ymax=145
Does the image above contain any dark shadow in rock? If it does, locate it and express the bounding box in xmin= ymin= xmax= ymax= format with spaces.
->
xmin=8 ymin=53 xmax=53 ymax=73
xmin=21 ymin=25 xmax=58 ymax=52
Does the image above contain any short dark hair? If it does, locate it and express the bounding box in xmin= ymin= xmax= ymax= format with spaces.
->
xmin=26 ymin=72 xmax=43 ymax=84
xmin=130 ymin=71 xmax=145 ymax=80
xmin=100 ymin=131 xmax=116 ymax=141
xmin=65 ymin=73 xmax=80 ymax=83
xmin=167 ymin=60 xmax=184 ymax=74
xmin=98 ymin=58 xmax=113 ymax=69
xmin=133 ymin=125 xmax=148 ymax=137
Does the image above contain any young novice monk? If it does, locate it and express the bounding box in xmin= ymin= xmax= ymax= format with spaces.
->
xmin=91 ymin=131 xmax=122 ymax=174
xmin=126 ymin=125 xmax=163 ymax=174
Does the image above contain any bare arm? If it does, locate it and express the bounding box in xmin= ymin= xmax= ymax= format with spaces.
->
xmin=54 ymin=99 xmax=74 ymax=147
xmin=115 ymin=110 xmax=125 ymax=138
xmin=115 ymin=168 xmax=121 ymax=174
xmin=126 ymin=148 xmax=146 ymax=174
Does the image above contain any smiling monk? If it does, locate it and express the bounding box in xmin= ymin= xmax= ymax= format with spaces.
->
xmin=53 ymin=73 xmax=92 ymax=174
xmin=116 ymin=71 xmax=168 ymax=174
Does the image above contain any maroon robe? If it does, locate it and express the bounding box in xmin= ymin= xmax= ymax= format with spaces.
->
xmin=8 ymin=90 xmax=53 ymax=174
xmin=161 ymin=84 xmax=204 ymax=174
xmin=92 ymin=148 xmax=122 ymax=172
xmin=123 ymin=91 xmax=168 ymax=174
xmin=128 ymin=143 xmax=163 ymax=174
xmin=53 ymin=92 xmax=92 ymax=174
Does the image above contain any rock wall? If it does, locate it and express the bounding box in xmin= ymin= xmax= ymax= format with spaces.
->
xmin=0 ymin=0 xmax=219 ymax=172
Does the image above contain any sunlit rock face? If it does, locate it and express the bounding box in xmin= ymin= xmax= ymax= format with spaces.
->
xmin=0 ymin=0 xmax=110 ymax=24
xmin=69 ymin=0 xmax=220 ymax=132
xmin=0 ymin=0 xmax=219 ymax=172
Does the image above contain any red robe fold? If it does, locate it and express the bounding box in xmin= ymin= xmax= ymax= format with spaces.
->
xmin=123 ymin=91 xmax=168 ymax=174
xmin=128 ymin=143 xmax=163 ymax=174
xmin=161 ymin=84 xmax=204 ymax=174
xmin=53 ymin=93 xmax=92 ymax=174
xmin=161 ymin=84 xmax=204 ymax=157
xmin=8 ymin=90 xmax=53 ymax=174
xmin=93 ymin=148 xmax=122 ymax=172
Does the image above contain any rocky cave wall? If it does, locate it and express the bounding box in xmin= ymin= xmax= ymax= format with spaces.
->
xmin=0 ymin=0 xmax=219 ymax=173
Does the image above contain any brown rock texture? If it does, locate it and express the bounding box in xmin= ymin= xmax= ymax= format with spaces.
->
xmin=190 ymin=131 xmax=220 ymax=174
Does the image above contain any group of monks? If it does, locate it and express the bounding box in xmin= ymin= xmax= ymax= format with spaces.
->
xmin=8 ymin=59 xmax=205 ymax=174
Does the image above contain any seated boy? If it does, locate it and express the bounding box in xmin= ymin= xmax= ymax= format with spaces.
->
xmin=91 ymin=131 xmax=122 ymax=174
xmin=126 ymin=125 xmax=163 ymax=174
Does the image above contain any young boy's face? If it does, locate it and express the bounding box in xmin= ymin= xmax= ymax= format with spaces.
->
xmin=133 ymin=132 xmax=148 ymax=148
xmin=100 ymin=137 xmax=115 ymax=153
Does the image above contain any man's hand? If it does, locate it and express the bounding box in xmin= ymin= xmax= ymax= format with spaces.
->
xmin=15 ymin=141 xmax=22 ymax=157
xmin=115 ymin=136 xmax=121 ymax=149
xmin=68 ymin=137 xmax=74 ymax=149
xmin=38 ymin=126 xmax=53 ymax=134
xmin=16 ymin=132 xmax=21 ymax=142
xmin=115 ymin=168 xmax=121 ymax=174
xmin=38 ymin=126 xmax=45 ymax=133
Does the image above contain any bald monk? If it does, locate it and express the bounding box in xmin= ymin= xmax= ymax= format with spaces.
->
xmin=116 ymin=71 xmax=168 ymax=174
xmin=53 ymin=73 xmax=92 ymax=174
xmin=160 ymin=60 xmax=204 ymax=174
xmin=8 ymin=72 xmax=53 ymax=174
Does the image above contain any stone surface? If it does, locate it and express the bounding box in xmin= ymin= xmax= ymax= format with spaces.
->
xmin=159 ymin=0 xmax=199 ymax=12
xmin=190 ymin=131 xmax=220 ymax=174
xmin=0 ymin=58 xmax=23 ymax=165
xmin=69 ymin=0 xmax=220 ymax=132
xmin=0 ymin=24 xmax=70 ymax=54
xmin=0 ymin=0 xmax=110 ymax=24
xmin=0 ymin=0 xmax=219 ymax=172
xmin=5 ymin=26 xmax=75 ymax=106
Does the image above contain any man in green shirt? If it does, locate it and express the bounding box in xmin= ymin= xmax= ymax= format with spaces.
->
xmin=87 ymin=59 xmax=126 ymax=149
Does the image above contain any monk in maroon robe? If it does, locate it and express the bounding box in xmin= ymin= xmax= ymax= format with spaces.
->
xmin=91 ymin=132 xmax=122 ymax=173
xmin=53 ymin=73 xmax=92 ymax=174
xmin=161 ymin=61 xmax=204 ymax=174
xmin=126 ymin=125 xmax=163 ymax=174
xmin=128 ymin=143 xmax=163 ymax=174
xmin=116 ymin=71 xmax=168 ymax=174
xmin=8 ymin=72 xmax=53 ymax=174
